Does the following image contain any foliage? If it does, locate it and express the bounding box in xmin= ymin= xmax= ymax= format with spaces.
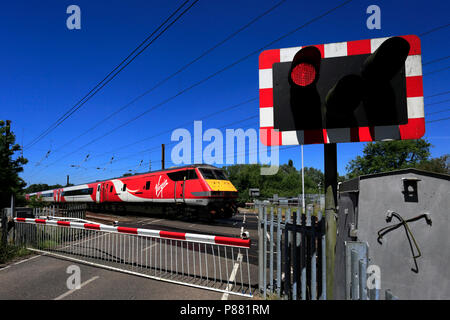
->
xmin=346 ymin=139 xmax=432 ymax=178
xmin=415 ymin=154 xmax=449 ymax=174
xmin=0 ymin=239 xmax=31 ymax=264
xmin=27 ymin=195 xmax=47 ymax=208
xmin=0 ymin=120 xmax=28 ymax=209
xmin=223 ymin=162 xmax=331 ymax=204
xmin=345 ymin=139 xmax=449 ymax=178
xmin=23 ymin=183 xmax=63 ymax=194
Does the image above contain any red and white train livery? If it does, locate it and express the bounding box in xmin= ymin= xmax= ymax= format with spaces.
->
xmin=26 ymin=165 xmax=238 ymax=219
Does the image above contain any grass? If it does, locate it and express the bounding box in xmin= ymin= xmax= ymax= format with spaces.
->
xmin=0 ymin=243 xmax=31 ymax=265
xmin=0 ymin=230 xmax=32 ymax=265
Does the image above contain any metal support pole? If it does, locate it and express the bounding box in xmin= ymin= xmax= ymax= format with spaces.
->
xmin=301 ymin=145 xmax=305 ymax=214
xmin=258 ymin=203 xmax=264 ymax=293
xmin=324 ymin=143 xmax=337 ymax=300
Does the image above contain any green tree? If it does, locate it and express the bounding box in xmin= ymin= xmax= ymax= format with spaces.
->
xmin=415 ymin=154 xmax=449 ymax=174
xmin=24 ymin=183 xmax=64 ymax=194
xmin=346 ymin=139 xmax=431 ymax=178
xmin=223 ymin=163 xmax=332 ymax=203
xmin=288 ymin=159 xmax=294 ymax=167
xmin=0 ymin=120 xmax=28 ymax=209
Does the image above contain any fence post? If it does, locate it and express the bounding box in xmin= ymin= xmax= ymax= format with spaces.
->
xmin=311 ymin=207 xmax=317 ymax=300
xmin=325 ymin=185 xmax=337 ymax=300
xmin=1 ymin=209 xmax=6 ymax=247
xmin=277 ymin=207 xmax=282 ymax=297
xmin=284 ymin=208 xmax=291 ymax=300
xmin=319 ymin=210 xmax=326 ymax=300
xmin=258 ymin=202 xmax=264 ymax=294
xmin=292 ymin=210 xmax=297 ymax=300
xmin=263 ymin=206 xmax=268 ymax=298
xmin=269 ymin=207 xmax=274 ymax=294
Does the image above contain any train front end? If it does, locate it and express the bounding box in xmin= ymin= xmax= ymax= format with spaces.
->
xmin=196 ymin=166 xmax=238 ymax=218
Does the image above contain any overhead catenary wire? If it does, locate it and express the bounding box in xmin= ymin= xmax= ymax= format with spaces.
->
xmin=423 ymin=55 xmax=450 ymax=66
xmin=427 ymin=99 xmax=450 ymax=106
xmin=426 ymin=107 xmax=450 ymax=116
xmin=30 ymin=112 xmax=259 ymax=183
xmin=29 ymin=0 xmax=355 ymax=176
xmin=49 ymin=0 xmax=287 ymax=157
xmin=418 ymin=22 xmax=450 ymax=37
xmin=426 ymin=116 xmax=450 ymax=123
xmin=425 ymin=90 xmax=450 ymax=98
xmin=423 ymin=65 xmax=450 ymax=76
xmin=30 ymin=96 xmax=258 ymax=179
xmin=24 ymin=0 xmax=199 ymax=151
xmin=65 ymin=116 xmax=260 ymax=182
xmin=66 ymin=121 xmax=260 ymax=184
xmin=68 ymin=121 xmax=297 ymax=186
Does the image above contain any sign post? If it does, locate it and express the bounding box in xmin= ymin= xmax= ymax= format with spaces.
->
xmin=259 ymin=35 xmax=424 ymax=299
xmin=324 ymin=143 xmax=337 ymax=299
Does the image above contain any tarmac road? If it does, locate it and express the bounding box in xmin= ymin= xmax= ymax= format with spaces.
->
xmin=0 ymin=208 xmax=259 ymax=300
xmin=0 ymin=253 xmax=224 ymax=300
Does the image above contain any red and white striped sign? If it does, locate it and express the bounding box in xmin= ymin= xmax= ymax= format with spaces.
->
xmin=14 ymin=217 xmax=251 ymax=248
xmin=259 ymin=35 xmax=425 ymax=146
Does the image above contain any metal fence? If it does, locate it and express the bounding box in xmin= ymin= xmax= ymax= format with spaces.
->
xmin=265 ymin=194 xmax=325 ymax=211
xmin=13 ymin=216 xmax=253 ymax=297
xmin=257 ymin=201 xmax=326 ymax=300
xmin=5 ymin=205 xmax=87 ymax=220
xmin=33 ymin=204 xmax=86 ymax=220
xmin=346 ymin=241 xmax=398 ymax=300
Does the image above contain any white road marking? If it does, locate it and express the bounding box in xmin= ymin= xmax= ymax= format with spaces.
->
xmin=144 ymin=218 xmax=163 ymax=225
xmin=13 ymin=254 xmax=43 ymax=265
xmin=0 ymin=266 xmax=11 ymax=272
xmin=0 ymin=254 xmax=45 ymax=272
xmin=141 ymin=243 xmax=158 ymax=252
xmin=136 ymin=218 xmax=159 ymax=224
xmin=60 ymin=232 xmax=108 ymax=250
xmin=221 ymin=253 xmax=243 ymax=300
xmin=53 ymin=276 xmax=99 ymax=300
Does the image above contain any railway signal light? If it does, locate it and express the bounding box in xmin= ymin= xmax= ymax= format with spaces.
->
xmin=259 ymin=35 xmax=424 ymax=146
xmin=287 ymin=46 xmax=323 ymax=130
xmin=273 ymin=36 xmax=411 ymax=132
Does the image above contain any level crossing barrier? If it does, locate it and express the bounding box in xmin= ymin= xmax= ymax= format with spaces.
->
xmin=13 ymin=216 xmax=253 ymax=297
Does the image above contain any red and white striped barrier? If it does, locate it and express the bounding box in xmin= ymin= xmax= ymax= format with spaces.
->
xmin=14 ymin=217 xmax=251 ymax=248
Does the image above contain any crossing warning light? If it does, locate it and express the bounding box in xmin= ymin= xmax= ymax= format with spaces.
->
xmin=259 ymin=35 xmax=425 ymax=146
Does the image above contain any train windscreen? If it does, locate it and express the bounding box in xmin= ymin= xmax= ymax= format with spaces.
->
xmin=199 ymin=168 xmax=228 ymax=180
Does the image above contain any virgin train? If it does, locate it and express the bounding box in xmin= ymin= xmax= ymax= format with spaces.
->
xmin=26 ymin=165 xmax=238 ymax=219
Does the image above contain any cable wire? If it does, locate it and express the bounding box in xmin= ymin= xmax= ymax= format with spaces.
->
xmin=24 ymin=0 xmax=199 ymax=150
xmin=31 ymin=0 xmax=354 ymax=172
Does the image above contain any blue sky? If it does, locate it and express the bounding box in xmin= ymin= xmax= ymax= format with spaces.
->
xmin=1 ymin=0 xmax=449 ymax=186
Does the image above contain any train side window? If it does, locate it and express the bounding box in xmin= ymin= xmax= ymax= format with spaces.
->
xmin=145 ymin=181 xmax=150 ymax=190
xmin=187 ymin=169 xmax=198 ymax=180
xmin=122 ymin=184 xmax=126 ymax=192
xmin=167 ymin=169 xmax=198 ymax=181
xmin=110 ymin=185 xmax=113 ymax=192
xmin=167 ymin=171 xmax=185 ymax=181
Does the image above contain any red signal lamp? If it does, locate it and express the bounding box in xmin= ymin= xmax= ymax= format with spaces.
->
xmin=288 ymin=46 xmax=321 ymax=88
